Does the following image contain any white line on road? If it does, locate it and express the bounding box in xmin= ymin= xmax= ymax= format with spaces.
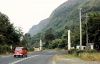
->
xmin=9 ymin=55 xmax=39 ymax=64
xmin=52 ymin=61 xmax=56 ymax=64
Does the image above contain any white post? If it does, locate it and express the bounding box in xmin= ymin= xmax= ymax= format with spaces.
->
xmin=91 ymin=44 xmax=94 ymax=50
xmin=40 ymin=39 xmax=42 ymax=51
xmin=79 ymin=8 xmax=82 ymax=50
xmin=10 ymin=45 xmax=12 ymax=50
xmin=68 ymin=30 xmax=71 ymax=50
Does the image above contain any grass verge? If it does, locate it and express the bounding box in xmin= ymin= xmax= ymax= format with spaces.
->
xmin=79 ymin=53 xmax=100 ymax=61
xmin=64 ymin=54 xmax=78 ymax=58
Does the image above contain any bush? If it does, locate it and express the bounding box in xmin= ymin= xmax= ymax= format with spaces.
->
xmin=28 ymin=47 xmax=34 ymax=51
xmin=49 ymin=39 xmax=67 ymax=49
xmin=68 ymin=49 xmax=82 ymax=55
xmin=0 ymin=45 xmax=11 ymax=54
xmin=68 ymin=49 xmax=97 ymax=56
xmin=84 ymin=49 xmax=97 ymax=53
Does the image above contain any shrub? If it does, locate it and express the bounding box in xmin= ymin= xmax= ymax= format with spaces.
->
xmin=0 ymin=45 xmax=11 ymax=54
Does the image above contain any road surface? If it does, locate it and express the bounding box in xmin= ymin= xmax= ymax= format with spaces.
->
xmin=0 ymin=50 xmax=67 ymax=64
xmin=1 ymin=50 xmax=99 ymax=64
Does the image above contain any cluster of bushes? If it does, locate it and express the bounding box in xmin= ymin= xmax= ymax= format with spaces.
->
xmin=68 ymin=49 xmax=97 ymax=54
xmin=0 ymin=45 xmax=11 ymax=54
xmin=48 ymin=39 xmax=67 ymax=49
xmin=28 ymin=47 xmax=34 ymax=51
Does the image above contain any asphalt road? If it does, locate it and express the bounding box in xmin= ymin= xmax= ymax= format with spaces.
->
xmin=0 ymin=50 xmax=67 ymax=64
xmin=2 ymin=50 xmax=99 ymax=64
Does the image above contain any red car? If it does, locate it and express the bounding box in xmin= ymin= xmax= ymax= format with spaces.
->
xmin=14 ymin=47 xmax=28 ymax=58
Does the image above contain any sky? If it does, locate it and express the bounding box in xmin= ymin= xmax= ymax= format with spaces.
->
xmin=0 ymin=0 xmax=67 ymax=33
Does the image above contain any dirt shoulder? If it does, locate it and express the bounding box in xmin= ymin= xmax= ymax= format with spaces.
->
xmin=0 ymin=53 xmax=12 ymax=58
xmin=53 ymin=55 xmax=100 ymax=64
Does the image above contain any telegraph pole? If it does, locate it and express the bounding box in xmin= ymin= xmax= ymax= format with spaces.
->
xmin=79 ymin=8 xmax=82 ymax=50
xmin=86 ymin=13 xmax=89 ymax=46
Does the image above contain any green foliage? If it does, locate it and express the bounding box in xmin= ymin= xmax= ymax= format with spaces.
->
xmin=31 ymin=33 xmax=41 ymax=48
xmin=43 ymin=28 xmax=55 ymax=48
xmin=21 ymin=33 xmax=33 ymax=50
xmin=0 ymin=45 xmax=11 ymax=54
xmin=30 ymin=0 xmax=100 ymax=50
xmin=0 ymin=12 xmax=23 ymax=53
xmin=44 ymin=28 xmax=55 ymax=41
xmin=45 ymin=38 xmax=67 ymax=49
xmin=87 ymin=12 xmax=100 ymax=50
xmin=0 ymin=12 xmax=22 ymax=46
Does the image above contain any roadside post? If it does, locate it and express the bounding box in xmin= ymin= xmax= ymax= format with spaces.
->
xmin=39 ymin=39 xmax=42 ymax=51
xmin=68 ymin=30 xmax=71 ymax=50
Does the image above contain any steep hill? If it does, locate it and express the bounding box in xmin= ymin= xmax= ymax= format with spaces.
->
xmin=29 ymin=18 xmax=50 ymax=36
xmin=29 ymin=0 xmax=100 ymax=37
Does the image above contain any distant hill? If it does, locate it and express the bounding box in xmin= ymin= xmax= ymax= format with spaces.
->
xmin=28 ymin=18 xmax=50 ymax=36
xmin=29 ymin=0 xmax=100 ymax=37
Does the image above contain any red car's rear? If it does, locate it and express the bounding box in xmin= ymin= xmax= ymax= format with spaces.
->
xmin=14 ymin=47 xmax=28 ymax=58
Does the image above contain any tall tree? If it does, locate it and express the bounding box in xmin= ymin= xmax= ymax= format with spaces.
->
xmin=0 ymin=12 xmax=22 ymax=46
xmin=87 ymin=12 xmax=100 ymax=50
xmin=43 ymin=28 xmax=55 ymax=48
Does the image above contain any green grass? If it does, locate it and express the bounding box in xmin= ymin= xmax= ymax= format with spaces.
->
xmin=64 ymin=54 xmax=78 ymax=58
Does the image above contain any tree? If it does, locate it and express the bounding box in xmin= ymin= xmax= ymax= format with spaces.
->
xmin=0 ymin=12 xmax=22 ymax=46
xmin=0 ymin=12 xmax=22 ymax=53
xmin=21 ymin=33 xmax=32 ymax=47
xmin=43 ymin=28 xmax=55 ymax=48
xmin=87 ymin=12 xmax=100 ymax=50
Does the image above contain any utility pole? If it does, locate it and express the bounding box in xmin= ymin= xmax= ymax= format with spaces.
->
xmin=86 ymin=13 xmax=89 ymax=46
xmin=79 ymin=8 xmax=82 ymax=50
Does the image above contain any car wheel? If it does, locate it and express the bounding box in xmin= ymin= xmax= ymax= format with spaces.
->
xmin=25 ymin=55 xmax=27 ymax=57
xmin=14 ymin=55 xmax=16 ymax=58
xmin=20 ymin=55 xmax=23 ymax=58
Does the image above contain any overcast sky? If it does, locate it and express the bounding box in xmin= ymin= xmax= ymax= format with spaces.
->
xmin=0 ymin=0 xmax=67 ymax=33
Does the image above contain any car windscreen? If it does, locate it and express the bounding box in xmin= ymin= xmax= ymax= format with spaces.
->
xmin=15 ymin=47 xmax=23 ymax=50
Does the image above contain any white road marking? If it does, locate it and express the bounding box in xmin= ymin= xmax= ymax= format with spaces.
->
xmin=52 ymin=61 xmax=56 ymax=64
xmin=9 ymin=55 xmax=39 ymax=64
xmin=63 ymin=59 xmax=73 ymax=61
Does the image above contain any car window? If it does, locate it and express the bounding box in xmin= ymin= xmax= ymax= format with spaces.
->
xmin=15 ymin=47 xmax=23 ymax=50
